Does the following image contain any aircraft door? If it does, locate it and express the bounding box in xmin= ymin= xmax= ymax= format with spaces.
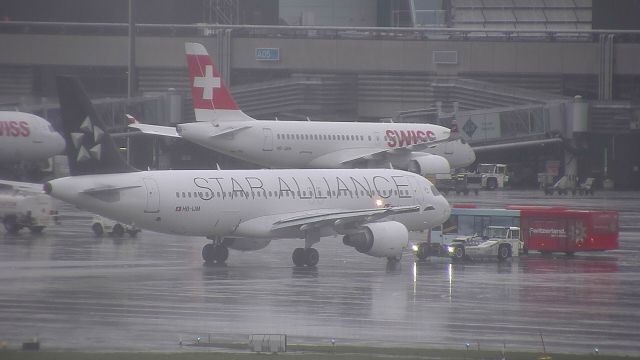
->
xmin=142 ymin=178 xmax=160 ymax=213
xmin=262 ymin=128 xmax=273 ymax=151
xmin=407 ymin=176 xmax=425 ymax=205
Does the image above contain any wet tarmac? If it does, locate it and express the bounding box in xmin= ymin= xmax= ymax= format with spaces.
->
xmin=0 ymin=190 xmax=639 ymax=355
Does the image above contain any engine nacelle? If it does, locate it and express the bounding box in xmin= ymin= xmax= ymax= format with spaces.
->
xmin=222 ymin=238 xmax=271 ymax=251
xmin=407 ymin=154 xmax=451 ymax=177
xmin=342 ymin=221 xmax=409 ymax=258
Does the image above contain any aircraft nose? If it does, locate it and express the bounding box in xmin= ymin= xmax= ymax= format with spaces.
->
xmin=51 ymin=132 xmax=66 ymax=155
xmin=468 ymin=145 xmax=476 ymax=164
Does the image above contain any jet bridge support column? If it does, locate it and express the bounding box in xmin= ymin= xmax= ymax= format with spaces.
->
xmin=565 ymin=95 xmax=589 ymax=187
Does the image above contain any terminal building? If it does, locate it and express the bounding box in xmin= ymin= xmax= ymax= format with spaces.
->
xmin=1 ymin=0 xmax=639 ymax=189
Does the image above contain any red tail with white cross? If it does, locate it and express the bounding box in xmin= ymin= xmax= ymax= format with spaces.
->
xmin=185 ymin=43 xmax=252 ymax=122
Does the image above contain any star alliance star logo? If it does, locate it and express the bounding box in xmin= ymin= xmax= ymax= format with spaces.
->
xmin=71 ymin=115 xmax=104 ymax=163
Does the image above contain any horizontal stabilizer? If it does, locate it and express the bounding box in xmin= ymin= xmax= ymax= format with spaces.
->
xmin=209 ymin=125 xmax=252 ymax=138
xmin=129 ymin=123 xmax=180 ymax=138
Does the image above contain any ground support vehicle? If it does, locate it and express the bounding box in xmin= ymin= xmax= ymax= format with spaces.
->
xmin=475 ymin=163 xmax=509 ymax=190
xmin=447 ymin=226 xmax=521 ymax=262
xmin=543 ymin=175 xmax=575 ymax=195
xmin=518 ymin=208 xmax=617 ymax=255
xmin=91 ymin=215 xmax=141 ymax=237
xmin=457 ymin=173 xmax=482 ymax=195
xmin=576 ymin=177 xmax=595 ymax=195
xmin=434 ymin=173 xmax=481 ymax=196
xmin=414 ymin=205 xmax=618 ymax=259
xmin=0 ymin=191 xmax=56 ymax=234
xmin=434 ymin=174 xmax=455 ymax=195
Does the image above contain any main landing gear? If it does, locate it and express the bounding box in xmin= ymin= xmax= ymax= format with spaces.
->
xmin=292 ymin=247 xmax=319 ymax=267
xmin=202 ymin=237 xmax=229 ymax=264
xmin=292 ymin=229 xmax=320 ymax=267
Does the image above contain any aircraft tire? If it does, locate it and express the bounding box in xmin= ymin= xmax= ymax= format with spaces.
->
xmin=292 ymin=248 xmax=306 ymax=267
xmin=213 ymin=245 xmax=229 ymax=263
xmin=202 ymin=243 xmax=215 ymax=263
xmin=416 ymin=242 xmax=430 ymax=260
xmin=112 ymin=224 xmax=125 ymax=237
xmin=305 ymin=248 xmax=319 ymax=267
xmin=29 ymin=226 xmax=45 ymax=234
xmin=3 ymin=215 xmax=21 ymax=234
xmin=497 ymin=244 xmax=511 ymax=261
xmin=451 ymin=245 xmax=465 ymax=262
xmin=92 ymin=223 xmax=104 ymax=236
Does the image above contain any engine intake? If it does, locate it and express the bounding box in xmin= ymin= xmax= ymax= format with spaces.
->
xmin=342 ymin=221 xmax=409 ymax=258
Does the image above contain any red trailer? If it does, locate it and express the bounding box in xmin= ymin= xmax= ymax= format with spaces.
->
xmin=518 ymin=208 xmax=618 ymax=255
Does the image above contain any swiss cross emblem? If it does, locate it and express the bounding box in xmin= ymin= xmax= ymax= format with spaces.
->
xmin=193 ymin=65 xmax=221 ymax=100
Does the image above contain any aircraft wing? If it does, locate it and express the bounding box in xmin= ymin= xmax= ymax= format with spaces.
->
xmin=0 ymin=180 xmax=44 ymax=194
xmin=128 ymin=123 xmax=180 ymax=138
xmin=234 ymin=205 xmax=423 ymax=238
xmin=316 ymin=137 xmax=458 ymax=167
xmin=271 ymin=205 xmax=421 ymax=232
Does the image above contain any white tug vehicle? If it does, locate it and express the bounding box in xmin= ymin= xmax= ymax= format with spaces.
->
xmin=448 ymin=226 xmax=521 ymax=262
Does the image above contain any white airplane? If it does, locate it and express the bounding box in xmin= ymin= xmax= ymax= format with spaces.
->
xmin=130 ymin=42 xmax=475 ymax=176
xmin=0 ymin=111 xmax=65 ymax=162
xmin=46 ymin=76 xmax=451 ymax=267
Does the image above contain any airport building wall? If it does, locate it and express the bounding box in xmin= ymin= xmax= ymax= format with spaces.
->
xmin=3 ymin=34 xmax=637 ymax=76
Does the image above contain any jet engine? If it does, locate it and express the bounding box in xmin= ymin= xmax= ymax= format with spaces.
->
xmin=407 ymin=154 xmax=450 ymax=177
xmin=222 ymin=238 xmax=271 ymax=251
xmin=342 ymin=221 xmax=408 ymax=258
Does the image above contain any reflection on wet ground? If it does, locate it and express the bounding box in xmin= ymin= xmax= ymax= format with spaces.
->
xmin=0 ymin=191 xmax=639 ymax=355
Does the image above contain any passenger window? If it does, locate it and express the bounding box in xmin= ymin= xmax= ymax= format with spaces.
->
xmin=182 ymin=192 xmax=185 ymax=198
xmin=368 ymin=136 xmax=372 ymax=141
xmin=176 ymin=192 xmax=179 ymax=198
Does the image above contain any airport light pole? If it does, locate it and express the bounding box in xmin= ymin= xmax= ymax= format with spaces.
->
xmin=127 ymin=0 xmax=136 ymax=165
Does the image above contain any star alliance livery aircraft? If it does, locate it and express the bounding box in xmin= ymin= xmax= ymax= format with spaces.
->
xmin=130 ymin=42 xmax=475 ymax=176
xmin=46 ymin=76 xmax=451 ymax=267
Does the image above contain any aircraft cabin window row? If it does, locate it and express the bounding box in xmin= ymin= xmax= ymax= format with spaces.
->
xmin=175 ymin=189 xmax=411 ymax=199
xmin=276 ymin=134 xmax=370 ymax=141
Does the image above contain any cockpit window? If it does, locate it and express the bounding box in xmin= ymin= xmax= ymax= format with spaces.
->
xmin=430 ymin=185 xmax=441 ymax=196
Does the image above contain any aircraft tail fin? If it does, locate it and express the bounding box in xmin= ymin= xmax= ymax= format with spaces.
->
xmin=185 ymin=42 xmax=254 ymax=122
xmin=56 ymin=76 xmax=138 ymax=176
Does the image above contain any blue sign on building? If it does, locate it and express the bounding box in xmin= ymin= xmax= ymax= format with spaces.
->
xmin=255 ymin=48 xmax=280 ymax=61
